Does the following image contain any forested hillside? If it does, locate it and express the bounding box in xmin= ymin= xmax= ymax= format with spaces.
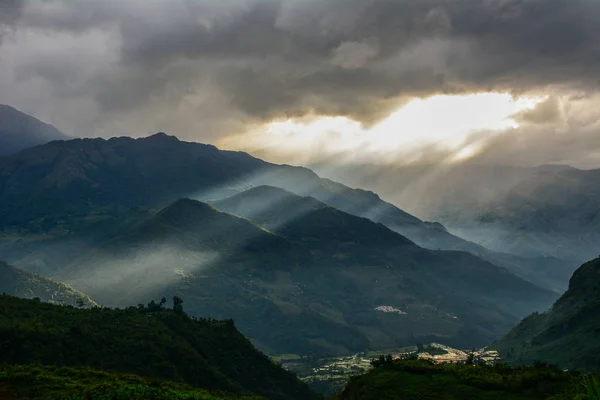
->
xmin=493 ymin=257 xmax=600 ymax=371
xmin=0 ymin=295 xmax=319 ymax=400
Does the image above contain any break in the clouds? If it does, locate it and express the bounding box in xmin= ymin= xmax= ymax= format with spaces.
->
xmin=1 ymin=0 xmax=600 ymax=166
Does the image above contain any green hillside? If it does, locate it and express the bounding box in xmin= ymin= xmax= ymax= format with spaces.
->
xmin=334 ymin=359 xmax=589 ymax=400
xmin=0 ymin=364 xmax=264 ymax=400
xmin=0 ymin=295 xmax=319 ymax=400
xmin=0 ymin=260 xmax=95 ymax=307
xmin=492 ymin=257 xmax=600 ymax=371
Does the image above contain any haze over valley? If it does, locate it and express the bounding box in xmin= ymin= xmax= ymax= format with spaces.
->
xmin=1 ymin=1 xmax=600 ymax=399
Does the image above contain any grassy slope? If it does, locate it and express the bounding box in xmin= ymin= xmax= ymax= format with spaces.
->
xmin=334 ymin=359 xmax=586 ymax=400
xmin=0 ymin=295 xmax=319 ymax=400
xmin=492 ymin=258 xmax=600 ymax=372
xmin=0 ymin=364 xmax=264 ymax=400
xmin=0 ymin=261 xmax=95 ymax=307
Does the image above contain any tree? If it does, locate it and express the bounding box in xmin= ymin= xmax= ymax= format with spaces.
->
xmin=173 ymin=296 xmax=184 ymax=313
xmin=160 ymin=297 xmax=167 ymax=308
xmin=147 ymin=300 xmax=161 ymax=311
xmin=466 ymin=349 xmax=477 ymax=365
xmin=76 ymin=298 xmax=85 ymax=308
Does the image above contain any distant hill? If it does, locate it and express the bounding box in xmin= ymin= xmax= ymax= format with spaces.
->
xmin=0 ymin=294 xmax=319 ymax=400
xmin=56 ymin=195 xmax=557 ymax=355
xmin=0 ymin=133 xmax=573 ymax=291
xmin=0 ymin=260 xmax=95 ymax=307
xmin=0 ymin=105 xmax=69 ymax=156
xmin=492 ymin=257 xmax=600 ymax=371
xmin=428 ymin=167 xmax=600 ymax=263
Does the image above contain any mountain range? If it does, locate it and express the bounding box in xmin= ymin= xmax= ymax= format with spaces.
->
xmin=0 ymin=106 xmax=599 ymax=398
xmin=318 ymin=161 xmax=600 ymax=265
xmin=0 ymin=131 xmax=574 ymax=292
xmin=0 ymin=122 xmax=565 ymax=354
xmin=49 ymin=194 xmax=553 ymax=355
xmin=0 ymin=107 xmax=590 ymax=358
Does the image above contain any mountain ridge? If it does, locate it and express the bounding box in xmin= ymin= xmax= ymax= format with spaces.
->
xmin=0 ymin=104 xmax=70 ymax=156
xmin=0 ymin=131 xmax=574 ymax=292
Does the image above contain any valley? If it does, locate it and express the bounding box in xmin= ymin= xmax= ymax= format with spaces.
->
xmin=3 ymin=2 xmax=600 ymax=397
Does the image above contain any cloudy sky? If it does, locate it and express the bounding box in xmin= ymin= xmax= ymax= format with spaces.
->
xmin=1 ymin=0 xmax=600 ymax=168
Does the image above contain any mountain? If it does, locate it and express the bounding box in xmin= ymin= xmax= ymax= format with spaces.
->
xmin=492 ymin=257 xmax=600 ymax=371
xmin=0 ymin=260 xmax=95 ymax=307
xmin=435 ymin=167 xmax=600 ymax=263
xmin=311 ymin=162 xmax=568 ymax=220
xmin=210 ymin=185 xmax=415 ymax=250
xmin=55 ymin=193 xmax=559 ymax=355
xmin=0 ymin=105 xmax=70 ymax=156
xmin=0 ymin=294 xmax=319 ymax=400
xmin=0 ymin=133 xmax=573 ymax=291
xmin=296 ymin=179 xmax=576 ymax=292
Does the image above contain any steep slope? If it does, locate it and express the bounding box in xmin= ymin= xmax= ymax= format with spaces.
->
xmin=0 ymin=294 xmax=319 ymax=400
xmin=0 ymin=105 xmax=69 ymax=156
xmin=0 ymin=260 xmax=95 ymax=307
xmin=0 ymin=133 xmax=573 ymax=291
xmin=492 ymin=257 xmax=600 ymax=371
xmin=61 ymin=196 xmax=557 ymax=355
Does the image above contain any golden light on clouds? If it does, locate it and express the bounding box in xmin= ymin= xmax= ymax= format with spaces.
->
xmin=220 ymin=92 xmax=544 ymax=165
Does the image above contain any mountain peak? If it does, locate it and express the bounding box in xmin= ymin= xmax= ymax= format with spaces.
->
xmin=158 ymin=198 xmax=219 ymax=221
xmin=146 ymin=132 xmax=180 ymax=141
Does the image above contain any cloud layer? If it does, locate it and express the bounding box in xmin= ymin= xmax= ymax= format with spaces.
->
xmin=1 ymin=0 xmax=599 ymax=166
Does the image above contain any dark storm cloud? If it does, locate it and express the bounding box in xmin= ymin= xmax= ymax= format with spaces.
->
xmin=0 ymin=0 xmax=24 ymax=44
xmin=3 ymin=0 xmax=600 ymax=140
xmin=115 ymin=0 xmax=600 ymax=124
